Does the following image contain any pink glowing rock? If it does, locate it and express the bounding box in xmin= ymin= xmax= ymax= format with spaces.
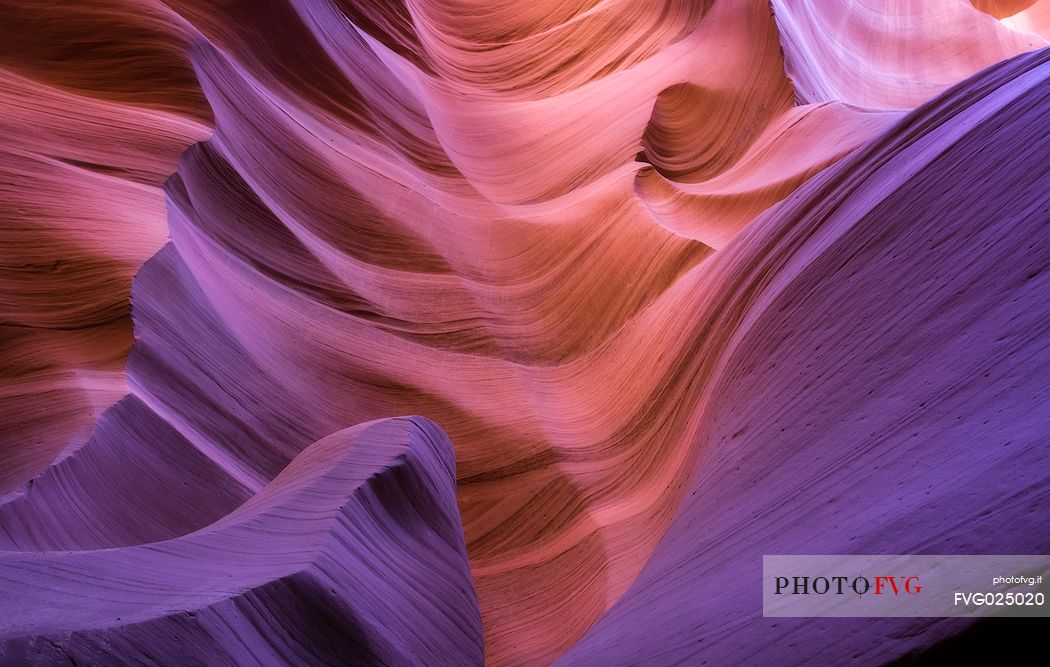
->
xmin=772 ymin=0 xmax=1046 ymax=108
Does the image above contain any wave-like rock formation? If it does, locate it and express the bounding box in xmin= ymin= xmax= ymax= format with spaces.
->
xmin=0 ymin=417 xmax=482 ymax=665
xmin=1 ymin=1 xmax=1048 ymax=665
xmin=0 ymin=0 xmax=210 ymax=491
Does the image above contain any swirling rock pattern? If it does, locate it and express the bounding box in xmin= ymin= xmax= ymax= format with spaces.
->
xmin=1 ymin=1 xmax=1048 ymax=665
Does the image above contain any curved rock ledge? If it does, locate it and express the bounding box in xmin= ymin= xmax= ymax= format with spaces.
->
xmin=0 ymin=417 xmax=483 ymax=666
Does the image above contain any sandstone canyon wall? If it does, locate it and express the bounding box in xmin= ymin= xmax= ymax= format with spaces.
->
xmin=1 ymin=1 xmax=1048 ymax=665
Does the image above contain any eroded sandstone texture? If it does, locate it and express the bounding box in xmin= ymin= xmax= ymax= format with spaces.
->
xmin=1 ymin=1 xmax=1048 ymax=665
